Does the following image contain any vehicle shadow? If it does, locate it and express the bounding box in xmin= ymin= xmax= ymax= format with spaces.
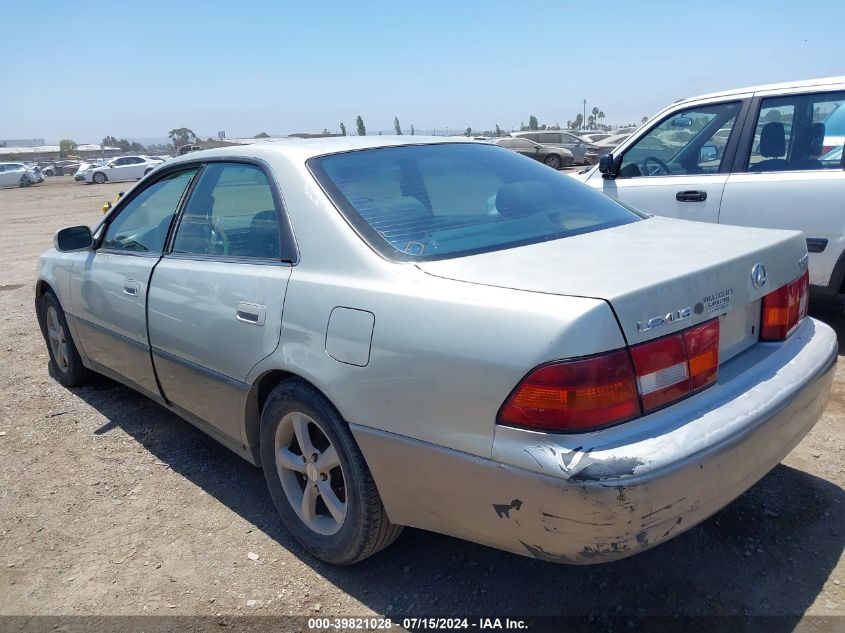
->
xmin=71 ymin=376 xmax=844 ymax=622
xmin=810 ymin=301 xmax=845 ymax=355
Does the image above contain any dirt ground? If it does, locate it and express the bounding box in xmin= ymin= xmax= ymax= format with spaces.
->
xmin=0 ymin=177 xmax=843 ymax=623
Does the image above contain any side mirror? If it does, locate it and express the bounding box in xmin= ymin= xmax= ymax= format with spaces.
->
xmin=699 ymin=144 xmax=719 ymax=163
xmin=54 ymin=226 xmax=94 ymax=252
xmin=599 ymin=153 xmax=617 ymax=178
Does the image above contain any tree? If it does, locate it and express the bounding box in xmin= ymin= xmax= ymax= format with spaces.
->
xmin=495 ymin=124 xmax=502 ymax=137
xmin=340 ymin=122 xmax=347 ymax=136
xmin=410 ymin=124 xmax=415 ymax=136
xmin=394 ymin=117 xmax=402 ymax=135
xmin=572 ymin=113 xmax=584 ymax=130
xmin=59 ymin=139 xmax=77 ymax=157
xmin=355 ymin=116 xmax=366 ymax=136
xmin=254 ymin=132 xmax=270 ymax=138
xmin=566 ymin=120 xmax=572 ymax=129
xmin=641 ymin=116 xmax=649 ymax=125
xmin=168 ymin=127 xmax=197 ymax=149
xmin=591 ymin=106 xmax=599 ymax=127
xmin=129 ymin=142 xmax=145 ymax=152
xmin=587 ymin=115 xmax=596 ymax=129
xmin=528 ymin=115 xmax=539 ymax=130
xmin=598 ymin=111 xmax=605 ymax=127
xmin=465 ymin=127 xmax=472 ymax=137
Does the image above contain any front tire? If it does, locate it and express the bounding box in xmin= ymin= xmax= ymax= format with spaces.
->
xmin=19 ymin=175 xmax=31 ymax=187
xmin=544 ymin=154 xmax=562 ymax=169
xmin=260 ymin=380 xmax=402 ymax=565
xmin=92 ymin=172 xmax=107 ymax=184
xmin=36 ymin=291 xmax=92 ymax=387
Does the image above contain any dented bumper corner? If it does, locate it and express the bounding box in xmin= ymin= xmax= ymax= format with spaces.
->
xmin=353 ymin=318 xmax=837 ymax=564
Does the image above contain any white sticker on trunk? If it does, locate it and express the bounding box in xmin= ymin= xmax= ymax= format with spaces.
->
xmin=700 ymin=289 xmax=733 ymax=317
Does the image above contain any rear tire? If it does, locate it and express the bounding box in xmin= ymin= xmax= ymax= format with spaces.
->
xmin=36 ymin=291 xmax=92 ymax=387
xmin=544 ymin=154 xmax=562 ymax=169
xmin=92 ymin=172 xmax=107 ymax=184
xmin=260 ymin=380 xmax=402 ymax=565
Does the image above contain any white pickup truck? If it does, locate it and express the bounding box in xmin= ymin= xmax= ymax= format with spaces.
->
xmin=575 ymin=76 xmax=845 ymax=304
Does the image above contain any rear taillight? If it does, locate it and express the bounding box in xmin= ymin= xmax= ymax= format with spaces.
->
xmin=630 ymin=319 xmax=720 ymax=413
xmin=761 ymin=270 xmax=809 ymax=341
xmin=497 ymin=350 xmax=640 ymax=432
xmin=498 ymin=318 xmax=721 ymax=431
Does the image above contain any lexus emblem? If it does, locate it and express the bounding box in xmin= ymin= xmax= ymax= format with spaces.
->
xmin=751 ymin=263 xmax=768 ymax=289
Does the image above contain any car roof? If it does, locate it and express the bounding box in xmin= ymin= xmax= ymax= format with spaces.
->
xmin=162 ymin=135 xmax=486 ymax=166
xmin=676 ymin=75 xmax=845 ymax=104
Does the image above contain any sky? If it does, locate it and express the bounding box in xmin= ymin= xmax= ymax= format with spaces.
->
xmin=2 ymin=0 xmax=843 ymax=144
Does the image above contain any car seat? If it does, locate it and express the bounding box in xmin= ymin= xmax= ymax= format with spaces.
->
xmin=749 ymin=122 xmax=788 ymax=172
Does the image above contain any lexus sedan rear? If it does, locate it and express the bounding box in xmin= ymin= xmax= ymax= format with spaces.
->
xmin=36 ymin=137 xmax=836 ymax=565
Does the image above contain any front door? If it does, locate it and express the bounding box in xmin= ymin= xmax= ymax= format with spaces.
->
xmin=147 ymin=161 xmax=293 ymax=441
xmin=70 ymin=168 xmax=199 ymax=396
xmin=586 ymin=100 xmax=743 ymax=222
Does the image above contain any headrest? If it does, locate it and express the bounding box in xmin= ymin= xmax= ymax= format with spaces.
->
xmin=760 ymin=122 xmax=785 ymax=158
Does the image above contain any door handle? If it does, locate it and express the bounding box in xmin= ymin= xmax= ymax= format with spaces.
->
xmin=236 ymin=301 xmax=266 ymax=326
xmin=676 ymin=190 xmax=707 ymax=202
xmin=123 ymin=279 xmax=140 ymax=296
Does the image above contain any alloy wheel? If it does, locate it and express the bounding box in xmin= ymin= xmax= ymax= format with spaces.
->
xmin=274 ymin=411 xmax=347 ymax=535
xmin=46 ymin=306 xmax=69 ymax=373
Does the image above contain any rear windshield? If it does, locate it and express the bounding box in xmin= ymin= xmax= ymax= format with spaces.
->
xmin=309 ymin=143 xmax=641 ymax=261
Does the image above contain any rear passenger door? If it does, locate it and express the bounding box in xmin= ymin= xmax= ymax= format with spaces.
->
xmin=147 ymin=161 xmax=294 ymax=442
xmin=720 ymin=87 xmax=845 ymax=291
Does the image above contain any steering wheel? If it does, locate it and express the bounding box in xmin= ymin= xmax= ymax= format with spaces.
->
xmin=640 ymin=156 xmax=671 ymax=177
xmin=210 ymin=220 xmax=230 ymax=256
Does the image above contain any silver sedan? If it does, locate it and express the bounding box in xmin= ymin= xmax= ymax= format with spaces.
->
xmin=36 ymin=137 xmax=836 ymax=565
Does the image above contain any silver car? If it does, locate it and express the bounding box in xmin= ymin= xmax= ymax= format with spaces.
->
xmin=36 ymin=138 xmax=836 ymax=565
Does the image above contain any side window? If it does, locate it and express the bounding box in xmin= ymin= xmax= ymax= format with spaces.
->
xmin=172 ymin=163 xmax=281 ymax=259
xmin=102 ymin=169 xmax=198 ymax=253
xmin=747 ymin=91 xmax=845 ymax=172
xmin=513 ymin=139 xmax=534 ymax=149
xmin=618 ymin=101 xmax=741 ymax=178
xmin=538 ymin=133 xmax=559 ymax=143
xmin=561 ymin=133 xmax=581 ymax=144
xmin=523 ymin=133 xmax=540 ymax=142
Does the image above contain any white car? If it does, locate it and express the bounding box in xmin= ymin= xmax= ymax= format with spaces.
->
xmin=77 ymin=155 xmax=162 ymax=184
xmin=0 ymin=162 xmax=40 ymax=188
xmin=577 ymin=75 xmax=845 ymax=303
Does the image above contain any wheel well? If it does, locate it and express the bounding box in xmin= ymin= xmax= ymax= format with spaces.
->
xmin=243 ymin=369 xmax=296 ymax=463
xmin=243 ymin=369 xmax=346 ymax=465
xmin=35 ymin=280 xmax=53 ymax=298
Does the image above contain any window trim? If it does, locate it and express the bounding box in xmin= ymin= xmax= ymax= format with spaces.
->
xmin=163 ymin=157 xmax=298 ymax=265
xmin=96 ymin=166 xmax=201 ymax=256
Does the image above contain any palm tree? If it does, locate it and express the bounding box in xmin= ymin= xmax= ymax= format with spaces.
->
xmin=591 ymin=107 xmax=599 ymax=129
xmin=598 ymin=111 xmax=605 ymax=129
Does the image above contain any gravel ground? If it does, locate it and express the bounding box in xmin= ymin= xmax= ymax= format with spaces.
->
xmin=0 ymin=178 xmax=843 ymax=623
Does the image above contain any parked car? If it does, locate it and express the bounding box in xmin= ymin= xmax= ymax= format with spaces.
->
xmin=509 ymin=130 xmax=602 ymax=165
xmin=489 ymin=137 xmax=573 ymax=168
xmin=579 ymin=132 xmax=612 ymax=143
xmin=36 ymin=161 xmax=63 ymax=177
xmin=577 ymin=75 xmax=845 ymax=304
xmin=0 ymin=162 xmax=40 ymax=187
xmin=36 ymin=137 xmax=836 ymax=566
xmin=75 ymin=155 xmax=162 ymax=184
xmin=56 ymin=160 xmax=83 ymax=176
xmin=591 ymin=133 xmax=631 ymax=151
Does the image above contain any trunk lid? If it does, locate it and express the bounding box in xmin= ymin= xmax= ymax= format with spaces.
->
xmin=418 ymin=216 xmax=808 ymax=358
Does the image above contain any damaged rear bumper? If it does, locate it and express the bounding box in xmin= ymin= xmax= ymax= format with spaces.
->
xmin=353 ymin=317 xmax=837 ymax=564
